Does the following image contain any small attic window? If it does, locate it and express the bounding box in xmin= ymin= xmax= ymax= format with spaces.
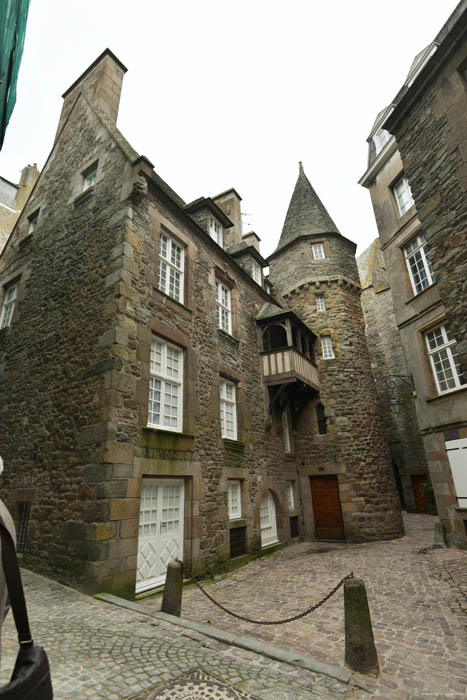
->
xmin=28 ymin=209 xmax=39 ymax=234
xmin=252 ymin=261 xmax=262 ymax=285
xmin=373 ymin=128 xmax=391 ymax=156
xmin=82 ymin=162 xmax=97 ymax=192
xmin=209 ymin=216 xmax=224 ymax=248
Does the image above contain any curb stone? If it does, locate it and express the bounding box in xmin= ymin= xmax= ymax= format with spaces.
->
xmin=95 ymin=591 xmax=353 ymax=685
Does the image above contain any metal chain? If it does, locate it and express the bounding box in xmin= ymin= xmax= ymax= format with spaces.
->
xmin=191 ymin=572 xmax=354 ymax=625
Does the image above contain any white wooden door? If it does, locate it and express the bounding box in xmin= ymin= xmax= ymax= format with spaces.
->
xmin=446 ymin=438 xmax=467 ymax=508
xmin=136 ymin=479 xmax=185 ymax=593
xmin=260 ymin=490 xmax=278 ymax=547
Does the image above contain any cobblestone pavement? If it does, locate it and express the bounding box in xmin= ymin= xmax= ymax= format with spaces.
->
xmin=145 ymin=513 xmax=467 ymax=699
xmin=0 ymin=569 xmax=368 ymax=700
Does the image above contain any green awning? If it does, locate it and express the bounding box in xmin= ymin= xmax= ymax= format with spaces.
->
xmin=0 ymin=0 xmax=31 ymax=149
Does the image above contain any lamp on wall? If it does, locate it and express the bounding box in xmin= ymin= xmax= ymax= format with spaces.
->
xmin=384 ymin=375 xmax=415 ymax=414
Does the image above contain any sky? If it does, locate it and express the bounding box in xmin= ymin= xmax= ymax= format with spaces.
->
xmin=0 ymin=0 xmax=460 ymax=258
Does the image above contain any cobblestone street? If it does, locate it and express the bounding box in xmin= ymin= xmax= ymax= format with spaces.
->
xmin=145 ymin=513 xmax=467 ymax=699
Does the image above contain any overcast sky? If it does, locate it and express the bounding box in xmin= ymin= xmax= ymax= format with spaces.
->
xmin=0 ymin=0 xmax=460 ymax=258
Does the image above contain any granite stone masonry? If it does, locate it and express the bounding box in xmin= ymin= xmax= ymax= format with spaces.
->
xmin=0 ymin=49 xmax=402 ymax=599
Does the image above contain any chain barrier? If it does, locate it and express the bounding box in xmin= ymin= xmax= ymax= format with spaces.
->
xmin=191 ymin=571 xmax=353 ymax=625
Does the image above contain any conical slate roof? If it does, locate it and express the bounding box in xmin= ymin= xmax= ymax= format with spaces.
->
xmin=273 ymin=163 xmax=340 ymax=255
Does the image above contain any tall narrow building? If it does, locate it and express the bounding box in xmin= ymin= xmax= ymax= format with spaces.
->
xmin=267 ymin=164 xmax=403 ymax=542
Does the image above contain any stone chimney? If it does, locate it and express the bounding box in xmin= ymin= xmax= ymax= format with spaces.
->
xmin=55 ymin=49 xmax=127 ymax=141
xmin=242 ymin=231 xmax=261 ymax=253
xmin=213 ymin=188 xmax=242 ymax=248
xmin=14 ymin=163 xmax=39 ymax=210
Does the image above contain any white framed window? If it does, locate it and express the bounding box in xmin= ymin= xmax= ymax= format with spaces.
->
xmin=0 ymin=282 xmax=18 ymax=329
xmin=373 ymin=128 xmax=391 ymax=155
xmin=148 ymin=337 xmax=183 ymax=432
xmin=425 ymin=325 xmax=466 ymax=395
xmin=316 ymin=294 xmax=326 ymax=312
xmin=28 ymin=210 xmax=39 ymax=234
xmin=393 ymin=176 xmax=414 ymax=216
xmin=252 ymin=261 xmax=262 ymax=285
xmin=404 ymin=233 xmax=435 ymax=295
xmin=282 ymin=411 xmax=292 ymax=453
xmin=82 ymin=163 xmax=97 ymax=192
xmin=220 ymin=379 xmax=237 ymax=439
xmin=287 ymin=481 xmax=295 ymax=510
xmin=260 ymin=491 xmax=278 ymax=547
xmin=158 ymin=233 xmax=184 ymax=304
xmin=228 ymin=480 xmax=242 ymax=519
xmin=321 ymin=336 xmax=335 ymax=360
xmin=312 ymin=243 xmax=325 ymax=260
xmin=209 ymin=217 xmax=224 ymax=248
xmin=216 ymin=280 xmax=232 ymax=334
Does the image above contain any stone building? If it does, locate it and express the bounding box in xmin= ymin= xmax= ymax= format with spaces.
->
xmin=0 ymin=164 xmax=39 ymax=253
xmin=359 ymin=1 xmax=467 ymax=547
xmin=0 ymin=49 xmax=402 ymax=598
xmin=357 ymin=240 xmax=429 ymax=512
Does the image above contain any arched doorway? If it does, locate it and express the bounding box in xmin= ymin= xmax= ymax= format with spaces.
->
xmin=260 ymin=490 xmax=278 ymax=547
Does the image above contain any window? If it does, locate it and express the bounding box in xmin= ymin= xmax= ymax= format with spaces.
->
xmin=0 ymin=282 xmax=18 ymax=329
xmin=373 ymin=128 xmax=391 ymax=155
xmin=216 ymin=280 xmax=232 ymax=334
xmin=220 ymin=379 xmax=237 ymax=439
xmin=404 ymin=233 xmax=435 ymax=295
xmin=252 ymin=261 xmax=262 ymax=285
xmin=287 ymin=481 xmax=295 ymax=510
xmin=209 ymin=217 xmax=224 ymax=248
xmin=316 ymin=403 xmax=327 ymax=434
xmin=282 ymin=411 xmax=292 ymax=453
xmin=148 ymin=337 xmax=183 ymax=431
xmin=425 ymin=325 xmax=466 ymax=395
xmin=316 ymin=294 xmax=326 ymax=312
xmin=312 ymin=243 xmax=325 ymax=260
xmin=82 ymin=163 xmax=97 ymax=192
xmin=228 ymin=480 xmax=242 ymax=519
xmin=321 ymin=336 xmax=335 ymax=360
xmin=28 ymin=210 xmax=39 ymax=234
xmin=393 ymin=176 xmax=414 ymax=216
xmin=158 ymin=233 xmax=184 ymax=303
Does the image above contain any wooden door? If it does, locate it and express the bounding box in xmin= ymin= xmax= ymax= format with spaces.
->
xmin=136 ymin=479 xmax=185 ymax=593
xmin=310 ymin=475 xmax=344 ymax=540
xmin=411 ymin=474 xmax=428 ymax=512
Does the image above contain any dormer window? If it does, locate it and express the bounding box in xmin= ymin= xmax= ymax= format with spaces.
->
xmin=82 ymin=162 xmax=97 ymax=192
xmin=28 ymin=210 xmax=39 ymax=234
xmin=373 ymin=128 xmax=391 ymax=155
xmin=209 ymin=217 xmax=224 ymax=248
xmin=252 ymin=261 xmax=262 ymax=285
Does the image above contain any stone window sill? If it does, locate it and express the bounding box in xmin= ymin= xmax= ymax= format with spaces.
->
xmin=228 ymin=518 xmax=247 ymax=529
xmin=223 ymin=438 xmax=245 ymax=454
xmin=426 ymin=385 xmax=467 ymax=402
xmin=153 ymin=287 xmax=193 ymax=318
xmin=19 ymin=234 xmax=34 ymax=249
xmin=218 ymin=328 xmax=240 ymax=344
xmin=405 ymin=281 xmax=437 ymax=305
xmin=141 ymin=427 xmax=195 ymax=452
xmin=74 ymin=187 xmax=95 ymax=207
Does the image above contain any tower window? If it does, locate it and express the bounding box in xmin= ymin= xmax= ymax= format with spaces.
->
xmin=316 ymin=294 xmax=325 ymax=312
xmin=312 ymin=243 xmax=325 ymax=260
xmin=316 ymin=404 xmax=327 ymax=434
xmin=321 ymin=336 xmax=335 ymax=360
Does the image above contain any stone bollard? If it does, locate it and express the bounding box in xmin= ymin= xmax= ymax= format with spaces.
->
xmin=344 ymin=577 xmax=379 ymax=675
xmin=433 ymin=521 xmax=447 ymax=549
xmin=161 ymin=560 xmax=184 ymax=617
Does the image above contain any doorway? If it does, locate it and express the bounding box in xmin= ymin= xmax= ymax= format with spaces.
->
xmin=411 ymin=474 xmax=428 ymax=512
xmin=136 ymin=478 xmax=185 ymax=593
xmin=260 ymin=490 xmax=278 ymax=547
xmin=310 ymin=475 xmax=345 ymax=540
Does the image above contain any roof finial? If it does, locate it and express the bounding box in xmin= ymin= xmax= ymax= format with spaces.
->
xmin=299 ymin=161 xmax=304 ymax=174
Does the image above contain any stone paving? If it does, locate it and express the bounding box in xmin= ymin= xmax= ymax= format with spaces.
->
xmin=144 ymin=513 xmax=467 ymax=699
xmin=0 ymin=569 xmax=367 ymax=699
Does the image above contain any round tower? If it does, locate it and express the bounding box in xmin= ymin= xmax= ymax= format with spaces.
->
xmin=267 ymin=163 xmax=403 ymax=542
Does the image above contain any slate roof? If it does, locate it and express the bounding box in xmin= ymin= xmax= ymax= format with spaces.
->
xmin=256 ymin=302 xmax=285 ymax=320
xmin=273 ymin=163 xmax=340 ymax=255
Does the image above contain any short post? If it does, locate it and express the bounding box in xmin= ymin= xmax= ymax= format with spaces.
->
xmin=344 ymin=577 xmax=379 ymax=675
xmin=433 ymin=521 xmax=447 ymax=549
xmin=161 ymin=559 xmax=184 ymax=617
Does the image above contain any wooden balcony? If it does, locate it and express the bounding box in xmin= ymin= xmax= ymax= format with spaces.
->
xmin=261 ymin=347 xmax=320 ymax=391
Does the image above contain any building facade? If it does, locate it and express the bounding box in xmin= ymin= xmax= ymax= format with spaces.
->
xmin=0 ymin=50 xmax=403 ymax=598
xmin=359 ymin=1 xmax=467 ymax=547
xmin=0 ymin=164 xmax=39 ymax=253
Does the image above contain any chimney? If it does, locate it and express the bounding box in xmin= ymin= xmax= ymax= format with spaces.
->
xmin=55 ymin=49 xmax=127 ymax=140
xmin=14 ymin=163 xmax=40 ymax=210
xmin=213 ymin=188 xmax=242 ymax=248
xmin=242 ymin=231 xmax=261 ymax=253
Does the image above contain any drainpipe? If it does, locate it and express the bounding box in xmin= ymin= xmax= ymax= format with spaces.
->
xmin=297 ymin=462 xmax=306 ymax=539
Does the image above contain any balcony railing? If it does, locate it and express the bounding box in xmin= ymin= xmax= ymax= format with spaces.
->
xmin=261 ymin=347 xmax=320 ymax=391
